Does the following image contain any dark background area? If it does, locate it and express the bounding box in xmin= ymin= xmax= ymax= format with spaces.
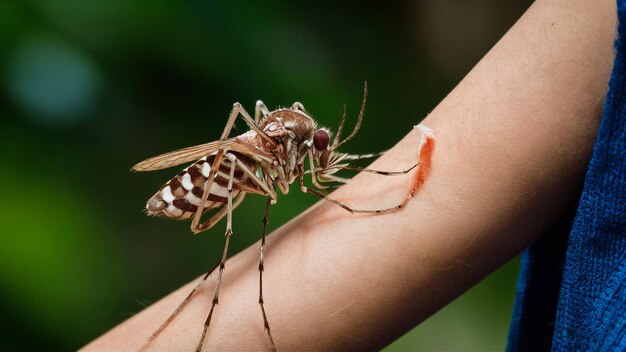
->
xmin=0 ymin=1 xmax=532 ymax=350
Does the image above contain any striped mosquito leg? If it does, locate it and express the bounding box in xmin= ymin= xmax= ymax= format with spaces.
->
xmin=139 ymin=193 xmax=246 ymax=352
xmin=196 ymin=154 xmax=237 ymax=352
xmin=258 ymin=198 xmax=277 ymax=352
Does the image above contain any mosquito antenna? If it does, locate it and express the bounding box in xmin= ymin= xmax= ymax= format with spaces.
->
xmin=334 ymin=81 xmax=367 ymax=150
xmin=331 ymin=104 xmax=347 ymax=150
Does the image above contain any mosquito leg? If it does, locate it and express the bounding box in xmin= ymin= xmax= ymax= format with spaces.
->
xmin=303 ymin=126 xmax=436 ymax=214
xmin=318 ymin=174 xmax=350 ymax=185
xmin=342 ymin=151 xmax=385 ymax=161
xmin=192 ymin=103 xmax=274 ymax=233
xmin=139 ymin=193 xmax=246 ymax=352
xmin=191 ymin=101 xmax=243 ymax=232
xmin=304 ymin=185 xmax=403 ymax=214
xmin=232 ymin=102 xmax=275 ymax=145
xmin=194 ymin=192 xmax=247 ymax=233
xmin=139 ymin=261 xmax=219 ymax=352
xmin=327 ymin=162 xmax=419 ymax=176
xmin=312 ymin=158 xmax=417 ymax=189
xmin=196 ymin=154 xmax=238 ymax=352
xmin=190 ymin=133 xmax=229 ymax=231
xmin=308 ymin=149 xmax=327 ymax=189
xmin=258 ymin=198 xmax=277 ymax=352
xmin=255 ymin=100 xmax=269 ymax=124
xmin=233 ymin=158 xmax=277 ymax=202
xmin=299 ymin=176 xmax=407 ymax=214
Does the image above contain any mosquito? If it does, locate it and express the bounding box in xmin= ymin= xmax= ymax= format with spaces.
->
xmin=132 ymin=83 xmax=427 ymax=352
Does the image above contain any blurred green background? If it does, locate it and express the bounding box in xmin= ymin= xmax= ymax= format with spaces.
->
xmin=0 ymin=1 xmax=533 ymax=351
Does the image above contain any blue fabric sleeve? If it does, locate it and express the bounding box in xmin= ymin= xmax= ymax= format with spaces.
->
xmin=507 ymin=0 xmax=626 ymax=350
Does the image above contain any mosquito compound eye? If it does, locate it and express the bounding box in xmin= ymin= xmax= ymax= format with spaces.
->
xmin=313 ymin=130 xmax=330 ymax=151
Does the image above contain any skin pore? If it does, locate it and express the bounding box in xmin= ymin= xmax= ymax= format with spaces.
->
xmin=84 ymin=0 xmax=616 ymax=350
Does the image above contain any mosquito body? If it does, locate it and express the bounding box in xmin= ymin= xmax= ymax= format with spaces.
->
xmin=133 ymin=84 xmax=424 ymax=352
xmin=145 ymin=106 xmax=326 ymax=222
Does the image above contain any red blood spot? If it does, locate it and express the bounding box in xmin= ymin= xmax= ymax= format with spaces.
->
xmin=416 ymin=130 xmax=435 ymax=189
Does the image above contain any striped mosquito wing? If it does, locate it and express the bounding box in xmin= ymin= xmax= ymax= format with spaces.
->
xmin=132 ymin=138 xmax=273 ymax=172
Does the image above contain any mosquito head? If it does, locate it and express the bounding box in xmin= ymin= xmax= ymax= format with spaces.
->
xmin=311 ymin=82 xmax=367 ymax=178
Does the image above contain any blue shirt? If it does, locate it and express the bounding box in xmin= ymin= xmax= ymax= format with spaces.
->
xmin=507 ymin=1 xmax=626 ymax=350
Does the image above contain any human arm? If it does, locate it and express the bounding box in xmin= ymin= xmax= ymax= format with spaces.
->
xmin=84 ymin=0 xmax=617 ymax=350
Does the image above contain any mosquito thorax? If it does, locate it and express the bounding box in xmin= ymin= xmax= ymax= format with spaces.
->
xmin=260 ymin=109 xmax=316 ymax=143
xmin=257 ymin=108 xmax=317 ymax=189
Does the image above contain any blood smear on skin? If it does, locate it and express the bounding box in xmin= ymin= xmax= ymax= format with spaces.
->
xmin=415 ymin=124 xmax=435 ymax=188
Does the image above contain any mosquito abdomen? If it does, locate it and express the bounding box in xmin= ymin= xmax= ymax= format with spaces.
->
xmin=146 ymin=155 xmax=244 ymax=220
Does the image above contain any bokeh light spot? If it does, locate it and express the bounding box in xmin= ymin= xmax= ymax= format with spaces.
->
xmin=6 ymin=36 xmax=101 ymax=124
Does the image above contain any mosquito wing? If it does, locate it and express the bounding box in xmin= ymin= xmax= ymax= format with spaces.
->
xmin=132 ymin=138 xmax=273 ymax=172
